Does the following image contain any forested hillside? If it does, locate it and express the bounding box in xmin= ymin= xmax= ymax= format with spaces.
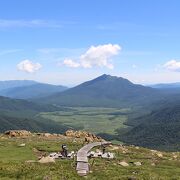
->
xmin=0 ymin=96 xmax=70 ymax=133
xmin=119 ymin=102 xmax=180 ymax=151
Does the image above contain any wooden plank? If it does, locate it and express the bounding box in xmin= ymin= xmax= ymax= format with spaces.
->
xmin=76 ymin=141 xmax=111 ymax=176
xmin=76 ymin=162 xmax=89 ymax=171
xmin=76 ymin=156 xmax=88 ymax=162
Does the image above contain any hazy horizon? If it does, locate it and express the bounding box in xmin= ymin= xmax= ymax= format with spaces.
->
xmin=1 ymin=73 xmax=180 ymax=87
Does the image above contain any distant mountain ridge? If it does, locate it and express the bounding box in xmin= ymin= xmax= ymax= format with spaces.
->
xmin=150 ymin=82 xmax=180 ymax=89
xmin=0 ymin=80 xmax=37 ymax=91
xmin=0 ymin=80 xmax=68 ymax=99
xmin=39 ymin=74 xmax=160 ymax=107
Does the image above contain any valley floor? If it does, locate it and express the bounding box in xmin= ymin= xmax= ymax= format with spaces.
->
xmin=38 ymin=107 xmax=130 ymax=135
xmin=0 ymin=135 xmax=179 ymax=180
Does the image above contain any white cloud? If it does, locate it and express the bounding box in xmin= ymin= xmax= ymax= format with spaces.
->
xmin=63 ymin=59 xmax=80 ymax=68
xmin=17 ymin=60 xmax=42 ymax=73
xmin=163 ymin=60 xmax=180 ymax=72
xmin=0 ymin=19 xmax=62 ymax=28
xmin=63 ymin=44 xmax=121 ymax=69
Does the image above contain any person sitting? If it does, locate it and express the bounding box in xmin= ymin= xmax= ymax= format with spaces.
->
xmin=61 ymin=144 xmax=68 ymax=157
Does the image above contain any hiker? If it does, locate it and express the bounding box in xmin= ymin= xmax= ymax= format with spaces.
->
xmin=102 ymin=144 xmax=106 ymax=154
xmin=61 ymin=144 xmax=68 ymax=157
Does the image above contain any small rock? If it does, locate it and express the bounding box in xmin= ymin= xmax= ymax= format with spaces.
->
xmin=38 ymin=156 xmax=55 ymax=163
xmin=156 ymin=153 xmax=163 ymax=158
xmin=85 ymin=136 xmax=93 ymax=143
xmin=18 ymin=143 xmax=26 ymax=147
xmin=44 ymin=133 xmax=51 ymax=137
xmin=119 ymin=161 xmax=129 ymax=167
xmin=150 ymin=150 xmax=157 ymax=153
xmin=134 ymin=162 xmax=142 ymax=166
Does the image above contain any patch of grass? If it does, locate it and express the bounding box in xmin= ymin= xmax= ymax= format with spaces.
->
xmin=0 ymin=137 xmax=179 ymax=179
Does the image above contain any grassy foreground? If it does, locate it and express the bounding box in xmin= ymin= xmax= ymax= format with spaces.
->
xmin=0 ymin=135 xmax=179 ymax=180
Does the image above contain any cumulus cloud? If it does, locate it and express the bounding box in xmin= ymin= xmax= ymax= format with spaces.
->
xmin=17 ymin=60 xmax=42 ymax=73
xmin=164 ymin=60 xmax=180 ymax=72
xmin=63 ymin=59 xmax=80 ymax=68
xmin=63 ymin=44 xmax=121 ymax=69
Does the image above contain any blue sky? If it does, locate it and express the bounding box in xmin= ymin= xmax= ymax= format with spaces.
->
xmin=0 ymin=0 xmax=180 ymax=86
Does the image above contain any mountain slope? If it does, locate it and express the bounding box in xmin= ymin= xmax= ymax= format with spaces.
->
xmin=40 ymin=74 xmax=160 ymax=107
xmin=0 ymin=83 xmax=68 ymax=99
xmin=0 ymin=96 xmax=70 ymax=133
xmin=0 ymin=96 xmax=61 ymax=113
xmin=119 ymin=101 xmax=180 ymax=151
xmin=0 ymin=114 xmax=69 ymax=133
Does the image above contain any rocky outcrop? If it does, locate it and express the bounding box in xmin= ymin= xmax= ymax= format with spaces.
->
xmin=4 ymin=130 xmax=31 ymax=137
xmin=36 ymin=133 xmax=64 ymax=138
xmin=4 ymin=130 xmax=64 ymax=138
xmin=4 ymin=129 xmax=104 ymax=142
xmin=65 ymin=130 xmax=103 ymax=142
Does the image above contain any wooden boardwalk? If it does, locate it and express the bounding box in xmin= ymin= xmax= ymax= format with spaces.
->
xmin=76 ymin=141 xmax=111 ymax=176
